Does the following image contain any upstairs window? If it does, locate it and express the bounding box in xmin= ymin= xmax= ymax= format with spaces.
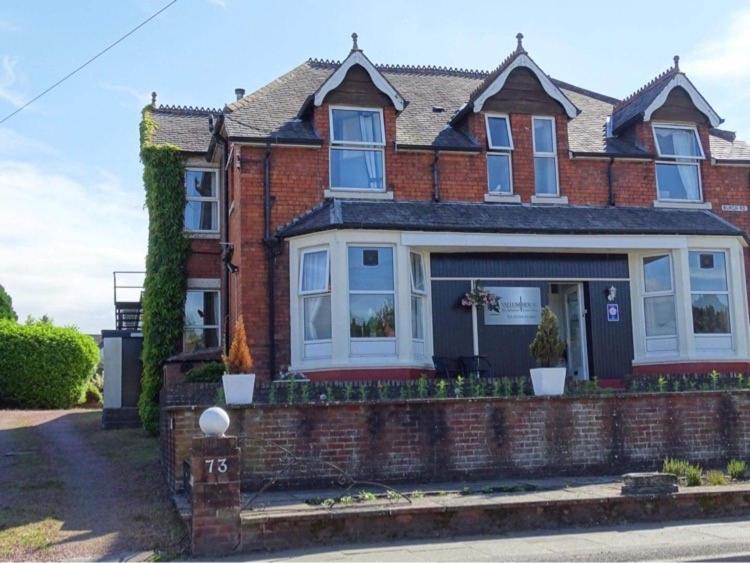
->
xmin=184 ymin=290 xmax=219 ymax=352
xmin=185 ymin=169 xmax=219 ymax=233
xmin=653 ymin=125 xmax=704 ymax=202
xmin=532 ymin=116 xmax=559 ymax=196
xmin=330 ymin=107 xmax=385 ymax=191
xmin=485 ymin=115 xmax=514 ymax=194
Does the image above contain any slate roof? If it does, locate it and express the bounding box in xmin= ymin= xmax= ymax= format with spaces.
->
xmin=150 ymin=105 xmax=218 ymax=153
xmin=277 ymin=199 xmax=743 ymax=239
xmin=149 ymin=52 xmax=745 ymax=161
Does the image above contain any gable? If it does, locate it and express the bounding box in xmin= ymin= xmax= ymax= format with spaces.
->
xmin=651 ymin=86 xmax=710 ymax=125
xmin=482 ymin=67 xmax=565 ymax=115
xmin=322 ymin=65 xmax=392 ymax=107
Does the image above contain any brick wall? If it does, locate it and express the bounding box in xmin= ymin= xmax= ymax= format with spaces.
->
xmin=161 ymin=390 xmax=750 ymax=491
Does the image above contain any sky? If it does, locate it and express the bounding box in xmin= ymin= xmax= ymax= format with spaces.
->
xmin=1 ymin=0 xmax=750 ymax=333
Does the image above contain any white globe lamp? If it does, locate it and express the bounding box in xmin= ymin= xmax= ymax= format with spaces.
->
xmin=199 ymin=407 xmax=230 ymax=437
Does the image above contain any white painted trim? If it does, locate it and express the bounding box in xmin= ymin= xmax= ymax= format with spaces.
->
xmin=472 ymin=53 xmax=578 ymax=118
xmin=298 ymin=247 xmax=330 ymax=294
xmin=486 ymin=152 xmax=514 ymax=195
xmin=654 ymin=160 xmax=704 ymax=203
xmin=484 ymin=193 xmax=521 ymax=203
xmin=653 ymin=200 xmax=712 ymax=210
xmin=184 ymin=167 xmax=220 ymax=234
xmin=651 ymin=123 xmax=705 ymax=159
xmin=643 ymin=74 xmax=722 ymax=127
xmin=532 ymin=116 xmax=561 ymax=197
xmin=324 ymin=189 xmax=393 ymax=200
xmin=313 ymin=50 xmax=405 ymax=111
xmin=531 ymin=195 xmax=568 ymax=205
xmin=329 ymin=105 xmax=386 ymax=146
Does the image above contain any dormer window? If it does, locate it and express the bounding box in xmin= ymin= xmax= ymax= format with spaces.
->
xmin=653 ymin=124 xmax=705 ymax=202
xmin=485 ymin=114 xmax=513 ymax=194
xmin=329 ymin=107 xmax=385 ymax=191
xmin=532 ymin=116 xmax=560 ymax=196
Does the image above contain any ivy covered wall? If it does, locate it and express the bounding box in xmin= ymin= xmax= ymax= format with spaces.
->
xmin=138 ymin=104 xmax=189 ymax=434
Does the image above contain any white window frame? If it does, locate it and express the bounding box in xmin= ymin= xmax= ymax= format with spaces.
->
xmin=298 ymin=247 xmax=332 ymax=354
xmin=328 ymin=105 xmax=386 ymax=192
xmin=485 ymin=113 xmax=514 ymax=194
xmin=347 ymin=244 xmax=397 ymax=354
xmin=688 ymin=249 xmax=732 ymax=337
xmin=183 ymin=289 xmax=221 ymax=351
xmin=641 ymin=253 xmax=678 ymax=349
xmin=652 ymin=123 xmax=705 ymax=203
xmin=531 ymin=116 xmax=560 ymax=197
xmin=184 ymin=168 xmax=219 ymax=234
xmin=410 ymin=252 xmax=426 ymax=343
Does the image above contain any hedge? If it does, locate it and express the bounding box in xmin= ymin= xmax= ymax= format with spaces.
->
xmin=0 ymin=320 xmax=100 ymax=408
xmin=138 ymin=104 xmax=188 ymax=434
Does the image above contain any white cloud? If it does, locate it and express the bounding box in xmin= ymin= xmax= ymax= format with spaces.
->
xmin=0 ymin=55 xmax=26 ymax=108
xmin=688 ymin=8 xmax=750 ymax=79
xmin=206 ymin=0 xmax=226 ymax=7
xmin=0 ymin=156 xmax=147 ymax=333
xmin=100 ymin=82 xmax=151 ymax=109
xmin=0 ymin=19 xmax=19 ymax=32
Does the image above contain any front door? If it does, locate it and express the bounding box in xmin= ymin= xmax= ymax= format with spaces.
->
xmin=564 ymin=284 xmax=588 ymax=380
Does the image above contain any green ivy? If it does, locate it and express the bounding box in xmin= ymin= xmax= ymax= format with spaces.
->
xmin=138 ymin=104 xmax=188 ymax=435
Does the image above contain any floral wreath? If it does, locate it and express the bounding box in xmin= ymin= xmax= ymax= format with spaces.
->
xmin=461 ymin=284 xmax=500 ymax=312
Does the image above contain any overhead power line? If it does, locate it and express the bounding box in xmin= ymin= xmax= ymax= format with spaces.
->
xmin=0 ymin=0 xmax=178 ymax=125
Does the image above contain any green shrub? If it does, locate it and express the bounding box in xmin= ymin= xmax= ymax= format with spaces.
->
xmin=706 ymin=470 xmax=727 ymax=486
xmin=662 ymin=457 xmax=690 ymax=477
xmin=0 ymin=320 xmax=99 ymax=408
xmin=685 ymin=464 xmax=703 ymax=486
xmin=184 ymin=362 xmax=225 ymax=383
xmin=82 ymin=379 xmax=103 ymax=405
xmin=727 ymin=459 xmax=747 ymax=480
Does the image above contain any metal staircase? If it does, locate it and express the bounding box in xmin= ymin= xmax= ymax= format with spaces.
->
xmin=113 ymin=271 xmax=145 ymax=331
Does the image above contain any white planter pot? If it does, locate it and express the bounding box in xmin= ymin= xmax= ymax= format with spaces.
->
xmin=530 ymin=367 xmax=567 ymax=396
xmin=222 ymin=373 xmax=256 ymax=405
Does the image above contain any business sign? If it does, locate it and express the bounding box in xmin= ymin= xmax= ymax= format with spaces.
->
xmin=607 ymin=303 xmax=620 ymax=322
xmin=484 ymin=287 xmax=542 ymax=326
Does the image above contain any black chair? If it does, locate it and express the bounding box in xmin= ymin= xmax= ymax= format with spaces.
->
xmin=432 ymin=356 xmax=461 ymax=379
xmin=459 ymin=355 xmax=492 ymax=378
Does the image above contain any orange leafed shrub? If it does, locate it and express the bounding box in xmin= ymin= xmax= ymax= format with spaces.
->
xmin=224 ymin=316 xmax=253 ymax=374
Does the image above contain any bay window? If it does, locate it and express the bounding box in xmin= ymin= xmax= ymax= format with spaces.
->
xmin=348 ymin=246 xmax=396 ymax=355
xmin=485 ymin=115 xmax=513 ymax=194
xmin=532 ymin=116 xmax=559 ymax=196
xmin=300 ymin=248 xmax=331 ymax=359
xmin=185 ymin=169 xmax=219 ymax=233
xmin=330 ymin=107 xmax=385 ymax=191
xmin=653 ymin=125 xmax=704 ymax=202
xmin=689 ymin=251 xmax=731 ymax=335
xmin=410 ymin=253 xmax=426 ymax=356
xmin=184 ymin=290 xmax=219 ymax=352
xmin=642 ymin=254 xmax=678 ymax=353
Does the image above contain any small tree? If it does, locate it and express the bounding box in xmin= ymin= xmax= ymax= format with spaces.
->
xmin=224 ymin=316 xmax=253 ymax=374
xmin=0 ymin=285 xmax=17 ymax=322
xmin=529 ymin=306 xmax=566 ymax=368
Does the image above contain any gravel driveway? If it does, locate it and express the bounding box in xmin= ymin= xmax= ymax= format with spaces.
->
xmin=0 ymin=410 xmax=185 ymax=561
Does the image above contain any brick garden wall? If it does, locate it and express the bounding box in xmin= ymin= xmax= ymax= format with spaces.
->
xmin=162 ymin=390 xmax=750 ymax=492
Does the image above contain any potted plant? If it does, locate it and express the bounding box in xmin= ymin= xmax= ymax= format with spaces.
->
xmin=222 ymin=316 xmax=256 ymax=405
xmin=529 ymin=306 xmax=567 ymax=396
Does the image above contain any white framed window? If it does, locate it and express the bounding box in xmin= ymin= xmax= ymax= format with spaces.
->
xmin=184 ymin=169 xmax=219 ymax=233
xmin=184 ymin=290 xmax=220 ymax=352
xmin=348 ymin=246 xmax=396 ymax=356
xmin=410 ymin=253 xmax=426 ymax=342
xmin=329 ymin=106 xmax=385 ymax=191
xmin=688 ymin=251 xmax=731 ymax=335
xmin=299 ymin=249 xmax=332 ymax=354
xmin=485 ymin=114 xmax=514 ymax=194
xmin=532 ymin=116 xmax=559 ymax=196
xmin=642 ymin=254 xmax=678 ymax=353
xmin=653 ymin=124 xmax=704 ymax=202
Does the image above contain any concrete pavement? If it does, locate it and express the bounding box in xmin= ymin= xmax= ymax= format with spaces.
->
xmin=232 ymin=517 xmax=750 ymax=562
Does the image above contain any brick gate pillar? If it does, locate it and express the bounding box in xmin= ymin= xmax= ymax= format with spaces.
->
xmin=190 ymin=433 xmax=241 ymax=556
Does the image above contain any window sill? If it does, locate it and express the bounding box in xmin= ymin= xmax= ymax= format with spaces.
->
xmin=653 ymin=200 xmax=712 ymax=210
xmin=324 ymin=189 xmax=394 ymax=200
xmin=531 ymin=195 xmax=568 ymax=205
xmin=185 ymin=232 xmax=221 ymax=239
xmin=484 ymin=193 xmax=521 ymax=204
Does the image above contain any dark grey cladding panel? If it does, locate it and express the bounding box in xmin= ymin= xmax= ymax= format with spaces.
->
xmin=430 ymin=280 xmax=474 ymax=360
xmin=585 ymin=281 xmax=633 ymax=380
xmin=430 ymin=253 xmax=629 ymax=279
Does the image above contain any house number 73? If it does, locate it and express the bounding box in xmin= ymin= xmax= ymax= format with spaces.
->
xmin=204 ymin=458 xmax=228 ymax=473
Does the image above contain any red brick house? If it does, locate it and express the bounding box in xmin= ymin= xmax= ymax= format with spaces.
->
xmin=148 ymin=34 xmax=750 ymax=386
